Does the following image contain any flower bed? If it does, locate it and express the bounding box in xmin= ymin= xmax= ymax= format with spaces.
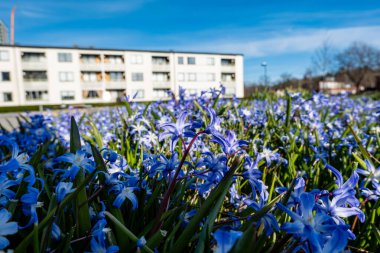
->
xmin=0 ymin=88 xmax=379 ymax=252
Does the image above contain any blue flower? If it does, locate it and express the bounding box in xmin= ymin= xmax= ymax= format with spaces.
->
xmin=211 ymin=130 xmax=248 ymax=156
xmin=87 ymin=219 xmax=119 ymax=253
xmin=55 ymin=182 xmax=76 ymax=203
xmin=0 ymin=208 xmax=18 ymax=249
xmin=361 ymin=181 xmax=380 ymax=201
xmin=150 ymin=153 xmax=183 ymax=180
xmin=244 ymin=198 xmax=279 ymax=236
xmin=243 ymin=156 xmax=268 ymax=201
xmin=20 ymin=187 xmax=41 ymax=228
xmin=316 ymin=190 xmax=365 ymax=226
xmin=101 ymin=149 xmax=118 ymax=163
xmin=55 ymin=149 xmax=95 ymax=180
xmin=0 ymin=175 xmax=18 ymax=206
xmin=136 ymin=236 xmax=146 ymax=249
xmin=357 ymin=159 xmax=379 ymax=184
xmin=276 ymin=177 xmax=306 ymax=209
xmin=213 ymin=228 xmax=242 ymax=253
xmin=277 ymin=192 xmax=349 ymax=253
xmin=158 ymin=111 xmax=193 ymax=151
xmin=203 ymin=108 xmax=221 ymax=135
xmin=109 ymin=185 xmax=138 ymax=209
xmin=325 ymin=164 xmax=361 ymax=207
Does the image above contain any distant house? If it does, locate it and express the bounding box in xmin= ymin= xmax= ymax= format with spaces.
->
xmin=363 ymin=70 xmax=380 ymax=91
xmin=319 ymin=77 xmax=356 ymax=94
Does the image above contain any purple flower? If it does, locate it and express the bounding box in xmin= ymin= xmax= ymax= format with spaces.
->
xmin=213 ymin=228 xmax=242 ymax=253
xmin=211 ymin=130 xmax=248 ymax=156
xmin=55 ymin=149 xmax=95 ymax=180
xmin=55 ymin=182 xmax=76 ymax=203
xmin=158 ymin=111 xmax=193 ymax=151
xmin=0 ymin=208 xmax=18 ymax=249
xmin=277 ymin=192 xmax=350 ymax=253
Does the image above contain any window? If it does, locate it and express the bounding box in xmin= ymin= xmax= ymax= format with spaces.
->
xmin=225 ymin=87 xmax=236 ymax=96
xmin=153 ymin=89 xmax=171 ymax=98
xmin=59 ymin=71 xmax=74 ymax=82
xmin=3 ymin=92 xmax=12 ymax=102
xmin=105 ymin=55 xmax=124 ymax=64
xmin=130 ymin=54 xmax=143 ymax=64
xmin=132 ymin=72 xmax=144 ymax=81
xmin=1 ymin=72 xmax=10 ymax=81
xmin=0 ymin=51 xmax=9 ymax=61
xmin=80 ymin=54 xmax=100 ymax=64
xmin=178 ymin=57 xmax=184 ymax=65
xmin=58 ymin=53 xmax=72 ymax=62
xmin=83 ymin=90 xmax=103 ymax=99
xmin=206 ymin=57 xmax=215 ymax=65
xmin=131 ymin=89 xmax=144 ymax=99
xmin=187 ymin=57 xmax=196 ymax=65
xmin=221 ymin=58 xmax=235 ymax=66
xmin=177 ymin=73 xmax=185 ymax=81
xmin=21 ymin=52 xmax=45 ymax=62
xmin=23 ymin=71 xmax=48 ymax=82
xmin=152 ymin=72 xmax=170 ymax=82
xmin=61 ymin=91 xmax=75 ymax=100
xmin=206 ymin=73 xmax=215 ymax=81
xmin=221 ymin=73 xmax=235 ymax=82
xmin=152 ymin=56 xmax=169 ymax=65
xmin=25 ymin=90 xmax=48 ymax=101
xmin=81 ymin=72 xmax=101 ymax=82
xmin=188 ymin=73 xmax=196 ymax=81
xmin=107 ymin=72 xmax=124 ymax=81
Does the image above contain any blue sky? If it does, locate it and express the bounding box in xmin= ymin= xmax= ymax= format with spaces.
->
xmin=0 ymin=0 xmax=380 ymax=85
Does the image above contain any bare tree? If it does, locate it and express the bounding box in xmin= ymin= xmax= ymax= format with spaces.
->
xmin=311 ymin=40 xmax=336 ymax=78
xmin=336 ymin=41 xmax=380 ymax=92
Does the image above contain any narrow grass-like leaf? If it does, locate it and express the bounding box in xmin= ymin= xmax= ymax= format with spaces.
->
xmin=104 ymin=211 xmax=154 ymax=253
xmin=15 ymin=169 xmax=98 ymax=253
xmin=170 ymin=155 xmax=243 ymax=252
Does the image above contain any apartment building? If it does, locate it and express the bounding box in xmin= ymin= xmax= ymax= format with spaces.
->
xmin=0 ymin=45 xmax=244 ymax=106
xmin=0 ymin=20 xmax=9 ymax=45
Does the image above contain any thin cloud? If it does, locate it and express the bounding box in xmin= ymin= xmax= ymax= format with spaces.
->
xmin=170 ymin=25 xmax=380 ymax=57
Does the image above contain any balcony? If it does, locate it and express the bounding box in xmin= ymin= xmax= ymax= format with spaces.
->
xmin=23 ymin=71 xmax=48 ymax=89
xmin=80 ymin=54 xmax=102 ymax=70
xmin=152 ymin=56 xmax=170 ymax=71
xmin=21 ymin=52 xmax=47 ymax=69
xmin=104 ymin=55 xmax=125 ymax=71
xmin=221 ymin=59 xmax=236 ymax=72
xmin=221 ymin=73 xmax=236 ymax=86
xmin=81 ymin=81 xmax=103 ymax=90
xmin=21 ymin=59 xmax=47 ymax=70
xmin=105 ymin=81 xmax=127 ymax=90
xmin=23 ymin=81 xmax=49 ymax=90
xmin=152 ymin=81 xmax=171 ymax=89
xmin=221 ymin=65 xmax=236 ymax=72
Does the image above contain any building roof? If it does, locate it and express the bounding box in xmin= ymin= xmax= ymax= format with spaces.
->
xmin=0 ymin=44 xmax=244 ymax=56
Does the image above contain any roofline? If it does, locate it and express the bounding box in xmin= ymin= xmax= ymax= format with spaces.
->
xmin=0 ymin=44 xmax=244 ymax=56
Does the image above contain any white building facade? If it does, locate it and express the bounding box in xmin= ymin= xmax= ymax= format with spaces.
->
xmin=0 ymin=45 xmax=244 ymax=106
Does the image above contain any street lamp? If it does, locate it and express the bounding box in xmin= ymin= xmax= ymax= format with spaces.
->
xmin=261 ymin=61 xmax=268 ymax=86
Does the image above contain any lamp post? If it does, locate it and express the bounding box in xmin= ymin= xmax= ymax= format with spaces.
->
xmin=261 ymin=61 xmax=267 ymax=86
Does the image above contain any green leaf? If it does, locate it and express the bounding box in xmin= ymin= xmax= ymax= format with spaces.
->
xmin=348 ymin=125 xmax=373 ymax=164
xmin=15 ymin=169 xmax=98 ymax=253
xmin=231 ymin=193 xmax=285 ymax=252
xmin=170 ymin=155 xmax=243 ymax=252
xmin=69 ymin=117 xmax=91 ymax=239
xmin=104 ymin=211 xmax=154 ymax=253
xmin=70 ymin=116 xmax=81 ymax=153
xmin=143 ymin=102 xmax=152 ymax=117
xmin=352 ymin=152 xmax=367 ymax=169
